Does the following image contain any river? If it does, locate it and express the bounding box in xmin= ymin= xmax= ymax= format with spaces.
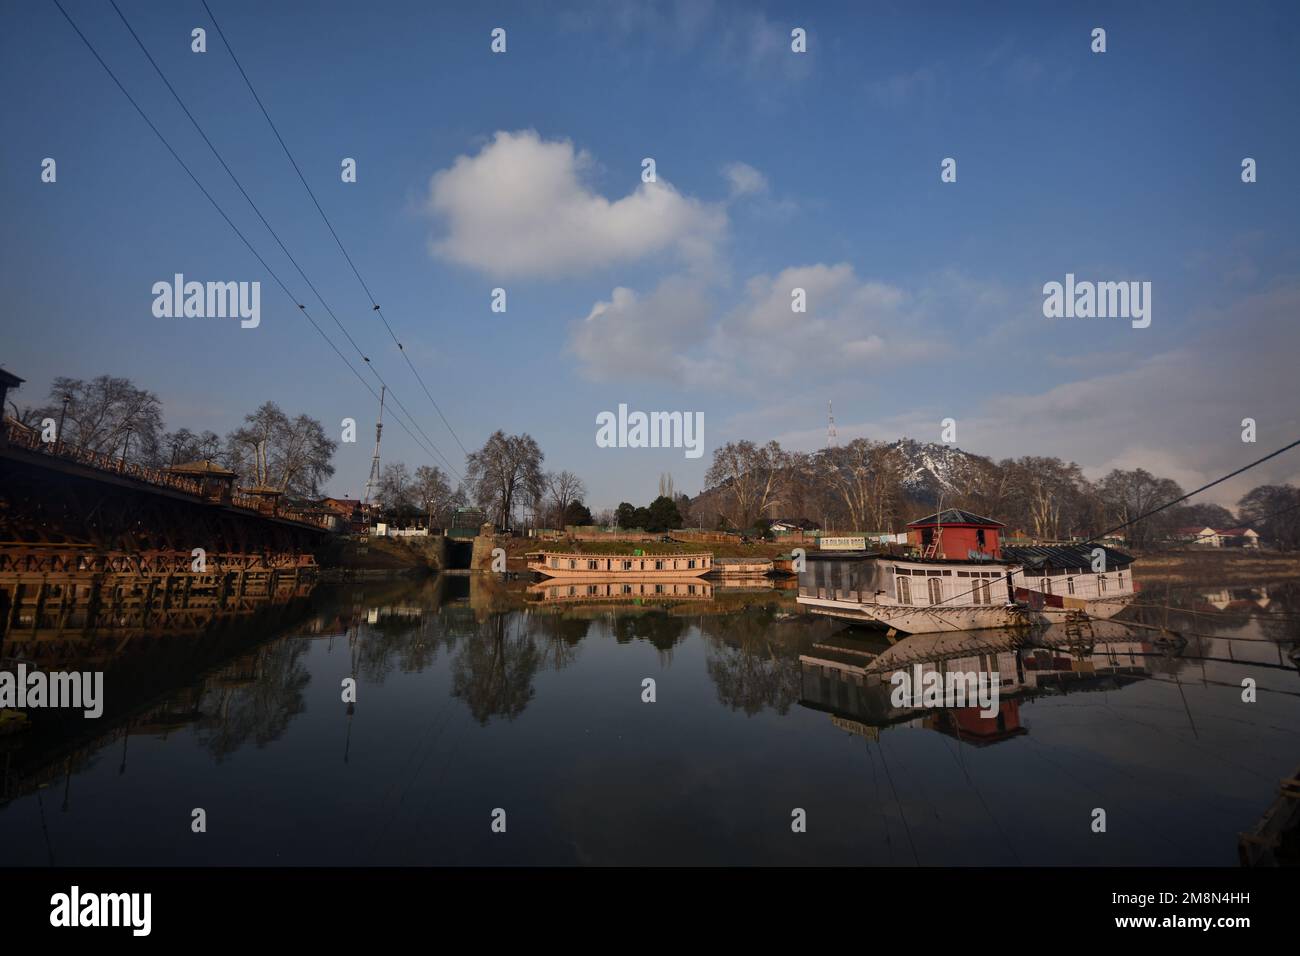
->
xmin=1 ymin=574 xmax=1296 ymax=865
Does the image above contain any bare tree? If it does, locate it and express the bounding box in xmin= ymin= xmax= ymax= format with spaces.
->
xmin=705 ymin=440 xmax=787 ymax=529
xmin=377 ymin=462 xmax=415 ymax=515
xmin=1095 ymin=467 xmax=1183 ymax=548
xmin=413 ymin=464 xmax=455 ymax=527
xmin=1238 ymin=484 xmax=1300 ymax=550
xmin=225 ymin=402 xmax=336 ymax=494
xmin=545 ymin=470 xmax=586 ymax=527
xmin=464 ymin=430 xmax=545 ymax=529
xmin=38 ymin=375 xmax=164 ymax=463
xmin=162 ymin=427 xmax=223 ymax=466
xmin=824 ymin=439 xmax=903 ymax=531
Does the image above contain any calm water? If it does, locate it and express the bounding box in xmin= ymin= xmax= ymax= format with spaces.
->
xmin=1 ymin=574 xmax=1297 ymax=866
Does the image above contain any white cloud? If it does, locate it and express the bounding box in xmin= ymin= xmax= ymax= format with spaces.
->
xmin=711 ymin=264 xmax=934 ymax=380
xmin=569 ymin=275 xmax=715 ymax=384
xmin=891 ymin=283 xmax=1300 ymax=505
xmin=568 ymin=262 xmax=938 ymax=390
xmin=722 ymin=161 xmax=768 ymax=197
xmin=425 ymin=130 xmax=725 ymax=279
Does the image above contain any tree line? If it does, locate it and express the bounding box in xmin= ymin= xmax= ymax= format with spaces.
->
xmin=10 ymin=375 xmax=337 ymax=497
xmin=12 ymin=376 xmax=1297 ymax=548
xmin=697 ymin=437 xmax=1300 ymax=550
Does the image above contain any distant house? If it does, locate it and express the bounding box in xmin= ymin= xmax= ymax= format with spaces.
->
xmin=321 ymin=497 xmax=365 ymax=533
xmin=1174 ymin=525 xmax=1260 ymax=548
xmin=769 ymin=518 xmax=820 ymax=535
xmin=1215 ymin=527 xmax=1261 ymax=548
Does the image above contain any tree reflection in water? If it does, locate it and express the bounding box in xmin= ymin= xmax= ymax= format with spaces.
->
xmin=451 ymin=614 xmax=542 ymax=724
xmin=195 ymin=639 xmax=312 ymax=761
xmin=700 ymin=606 xmax=810 ymax=716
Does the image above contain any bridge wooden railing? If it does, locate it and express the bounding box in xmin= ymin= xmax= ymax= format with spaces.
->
xmin=2 ymin=418 xmax=332 ymax=530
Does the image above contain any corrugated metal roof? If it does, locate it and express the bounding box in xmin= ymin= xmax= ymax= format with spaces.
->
xmin=1002 ymin=544 xmax=1133 ymax=569
xmin=907 ymin=509 xmax=1005 ymax=528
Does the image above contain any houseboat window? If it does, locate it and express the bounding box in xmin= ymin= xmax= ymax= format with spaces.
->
xmin=927 ymin=577 xmax=943 ymax=605
xmin=622 ymin=584 xmax=632 ymax=594
xmin=957 ymin=571 xmax=970 ymax=577
xmin=568 ymin=586 xmax=577 ymax=596
xmin=688 ymin=559 xmax=696 ymax=569
xmin=1098 ymin=574 xmax=1107 ymax=593
xmin=622 ymin=560 xmax=633 ymax=570
xmin=688 ymin=585 xmax=696 ymax=594
xmin=976 ymin=580 xmax=991 ymax=605
xmin=588 ymin=560 xmax=598 ymax=570
xmin=976 ymin=529 xmax=986 ymax=549
xmin=655 ymin=585 xmax=664 ymax=594
xmin=896 ymin=576 xmax=911 ymax=604
xmin=569 ymin=559 xmax=576 ymax=570
xmin=1067 ymin=577 xmax=1075 ymax=595
xmin=655 ymin=560 xmax=664 ymax=571
xmin=1042 ymin=576 xmax=1052 ymax=595
xmin=551 ymin=557 xmax=559 ymax=569
xmin=587 ymin=585 xmax=598 ymax=595
xmin=1117 ymin=571 xmax=1125 ymax=586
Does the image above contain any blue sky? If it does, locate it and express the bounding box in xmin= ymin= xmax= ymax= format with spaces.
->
xmin=3 ymin=0 xmax=1298 ymax=508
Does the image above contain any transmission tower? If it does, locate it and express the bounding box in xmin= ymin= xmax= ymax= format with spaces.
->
xmin=827 ymin=400 xmax=837 ymax=448
xmin=362 ymin=386 xmax=385 ymax=505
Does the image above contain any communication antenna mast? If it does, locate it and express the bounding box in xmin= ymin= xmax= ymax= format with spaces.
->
xmin=827 ymin=400 xmax=837 ymax=448
xmin=363 ymin=386 xmax=385 ymax=505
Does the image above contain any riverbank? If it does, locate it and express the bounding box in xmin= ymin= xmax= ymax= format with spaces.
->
xmin=320 ymin=536 xmax=434 ymax=575
xmin=505 ymin=536 xmax=792 ymax=563
xmin=1134 ymin=549 xmax=1300 ymax=584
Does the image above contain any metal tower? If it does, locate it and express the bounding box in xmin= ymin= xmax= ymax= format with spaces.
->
xmin=362 ymin=386 xmax=385 ymax=505
xmin=827 ymin=400 xmax=837 ymax=448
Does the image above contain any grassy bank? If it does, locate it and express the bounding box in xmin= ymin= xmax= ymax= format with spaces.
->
xmin=1134 ymin=549 xmax=1300 ymax=584
xmin=507 ymin=537 xmax=795 ymax=560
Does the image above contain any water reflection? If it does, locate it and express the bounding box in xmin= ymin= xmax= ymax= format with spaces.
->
xmin=799 ymin=622 xmax=1153 ymax=743
xmin=0 ymin=573 xmax=1297 ymax=865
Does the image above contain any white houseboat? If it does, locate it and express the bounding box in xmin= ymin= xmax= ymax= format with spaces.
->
xmin=528 ymin=550 xmax=712 ymax=578
xmin=796 ymin=510 xmax=1137 ymax=634
xmin=527 ymin=578 xmax=714 ymax=603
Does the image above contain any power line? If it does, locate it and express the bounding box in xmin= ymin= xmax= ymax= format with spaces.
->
xmin=199 ymin=0 xmax=471 ymax=459
xmin=104 ymin=0 xmax=462 ymax=483
xmin=920 ymin=438 xmax=1300 ymax=610
xmin=1090 ymin=439 xmax=1300 ymax=543
xmin=51 ymin=0 xmax=454 ymax=486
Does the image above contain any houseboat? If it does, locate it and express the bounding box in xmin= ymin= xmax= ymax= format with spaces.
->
xmin=527 ymin=578 xmax=714 ymax=603
xmin=796 ymin=509 xmax=1137 ymax=634
xmin=1002 ymin=543 xmax=1139 ymax=622
xmin=528 ymin=550 xmax=712 ymax=578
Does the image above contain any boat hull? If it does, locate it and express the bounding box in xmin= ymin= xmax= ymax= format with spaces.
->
xmin=797 ymin=596 xmax=1030 ymax=634
xmin=1032 ymin=594 xmax=1136 ymax=621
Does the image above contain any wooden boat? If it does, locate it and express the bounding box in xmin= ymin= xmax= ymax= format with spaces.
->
xmin=528 ymin=550 xmax=711 ymax=578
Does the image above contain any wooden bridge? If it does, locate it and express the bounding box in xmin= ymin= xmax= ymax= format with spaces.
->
xmin=0 ymin=417 xmax=334 ymax=642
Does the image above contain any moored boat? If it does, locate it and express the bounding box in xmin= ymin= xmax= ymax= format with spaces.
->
xmin=527 ymin=577 xmax=714 ymax=602
xmin=528 ymin=550 xmax=712 ymax=578
xmin=795 ymin=510 xmax=1137 ymax=634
